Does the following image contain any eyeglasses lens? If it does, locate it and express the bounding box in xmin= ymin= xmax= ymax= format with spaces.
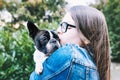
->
xmin=59 ymin=22 xmax=76 ymax=33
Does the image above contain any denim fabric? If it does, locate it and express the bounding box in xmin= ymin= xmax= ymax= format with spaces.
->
xmin=30 ymin=44 xmax=99 ymax=80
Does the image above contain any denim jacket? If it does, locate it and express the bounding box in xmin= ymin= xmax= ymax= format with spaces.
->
xmin=30 ymin=44 xmax=99 ymax=80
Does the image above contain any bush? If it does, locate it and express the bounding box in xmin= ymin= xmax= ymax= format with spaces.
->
xmin=0 ymin=0 xmax=65 ymax=79
xmin=0 ymin=25 xmax=34 ymax=79
xmin=102 ymin=0 xmax=120 ymax=62
xmin=0 ymin=21 xmax=59 ymax=80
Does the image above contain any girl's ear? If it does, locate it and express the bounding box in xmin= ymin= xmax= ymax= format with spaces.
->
xmin=27 ymin=21 xmax=39 ymax=39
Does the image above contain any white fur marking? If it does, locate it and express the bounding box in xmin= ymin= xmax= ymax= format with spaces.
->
xmin=34 ymin=46 xmax=48 ymax=74
xmin=48 ymin=30 xmax=53 ymax=39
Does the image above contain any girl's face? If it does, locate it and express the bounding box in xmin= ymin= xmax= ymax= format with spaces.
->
xmin=57 ymin=12 xmax=81 ymax=45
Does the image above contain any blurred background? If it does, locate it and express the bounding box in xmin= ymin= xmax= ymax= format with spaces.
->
xmin=0 ymin=0 xmax=120 ymax=80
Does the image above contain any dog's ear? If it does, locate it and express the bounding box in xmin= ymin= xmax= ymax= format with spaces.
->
xmin=27 ymin=21 xmax=39 ymax=39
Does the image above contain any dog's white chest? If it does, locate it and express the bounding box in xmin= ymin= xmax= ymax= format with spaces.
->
xmin=33 ymin=49 xmax=48 ymax=74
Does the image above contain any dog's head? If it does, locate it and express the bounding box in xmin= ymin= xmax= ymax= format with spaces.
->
xmin=27 ymin=21 xmax=60 ymax=55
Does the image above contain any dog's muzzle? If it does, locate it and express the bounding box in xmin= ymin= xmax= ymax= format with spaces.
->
xmin=46 ymin=38 xmax=60 ymax=54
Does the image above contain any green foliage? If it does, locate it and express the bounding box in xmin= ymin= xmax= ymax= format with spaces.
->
xmin=0 ymin=21 xmax=59 ymax=79
xmin=1 ymin=0 xmax=65 ymax=23
xmin=0 ymin=0 xmax=65 ymax=79
xmin=0 ymin=26 xmax=34 ymax=79
xmin=102 ymin=0 xmax=120 ymax=62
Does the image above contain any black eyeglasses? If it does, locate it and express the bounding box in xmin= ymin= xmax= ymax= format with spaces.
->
xmin=59 ymin=22 xmax=76 ymax=33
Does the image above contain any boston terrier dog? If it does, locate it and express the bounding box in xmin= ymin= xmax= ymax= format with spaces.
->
xmin=27 ymin=21 xmax=60 ymax=74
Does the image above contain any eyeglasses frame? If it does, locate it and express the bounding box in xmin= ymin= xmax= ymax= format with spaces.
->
xmin=59 ymin=22 xmax=76 ymax=33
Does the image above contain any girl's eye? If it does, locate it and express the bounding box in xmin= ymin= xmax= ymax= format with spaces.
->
xmin=68 ymin=27 xmax=72 ymax=29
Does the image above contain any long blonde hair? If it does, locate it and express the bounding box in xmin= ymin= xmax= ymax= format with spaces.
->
xmin=69 ymin=6 xmax=111 ymax=80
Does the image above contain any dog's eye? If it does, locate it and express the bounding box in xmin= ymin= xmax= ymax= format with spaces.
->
xmin=41 ymin=37 xmax=47 ymax=41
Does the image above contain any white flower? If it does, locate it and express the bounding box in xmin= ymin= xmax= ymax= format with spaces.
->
xmin=0 ymin=8 xmax=13 ymax=23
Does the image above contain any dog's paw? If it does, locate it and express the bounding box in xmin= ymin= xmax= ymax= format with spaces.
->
xmin=35 ymin=64 xmax=43 ymax=74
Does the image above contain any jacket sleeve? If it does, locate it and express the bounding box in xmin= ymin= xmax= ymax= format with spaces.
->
xmin=29 ymin=45 xmax=73 ymax=80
